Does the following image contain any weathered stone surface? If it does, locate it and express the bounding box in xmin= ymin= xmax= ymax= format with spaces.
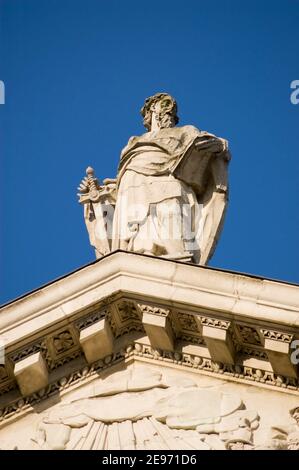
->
xmin=141 ymin=311 xmax=174 ymax=352
xmin=261 ymin=329 xmax=298 ymax=378
xmin=80 ymin=318 xmax=114 ymax=363
xmin=202 ymin=319 xmax=235 ymax=365
xmin=0 ymin=364 xmax=298 ymax=450
xmin=14 ymin=352 xmax=48 ymax=396
xmin=78 ymin=93 xmax=230 ymax=265
xmin=0 ymin=253 xmax=298 ymax=450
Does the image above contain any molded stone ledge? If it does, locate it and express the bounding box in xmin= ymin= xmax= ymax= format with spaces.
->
xmin=0 ymin=253 xmax=299 ymax=402
xmin=79 ymin=318 xmax=114 ymax=363
xmin=14 ymin=352 xmax=48 ymax=396
xmin=1 ymin=252 xmax=299 ymax=349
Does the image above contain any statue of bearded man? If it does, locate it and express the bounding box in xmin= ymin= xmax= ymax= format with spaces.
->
xmin=79 ymin=93 xmax=230 ymax=265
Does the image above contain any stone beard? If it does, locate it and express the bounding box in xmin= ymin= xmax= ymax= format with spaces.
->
xmin=78 ymin=93 xmax=230 ymax=265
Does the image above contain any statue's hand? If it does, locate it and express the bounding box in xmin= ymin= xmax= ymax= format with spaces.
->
xmin=215 ymin=184 xmax=227 ymax=194
xmin=77 ymin=167 xmax=102 ymax=204
xmin=77 ymin=168 xmax=101 ymax=195
xmin=195 ymin=138 xmax=223 ymax=153
xmin=78 ymin=176 xmax=90 ymax=194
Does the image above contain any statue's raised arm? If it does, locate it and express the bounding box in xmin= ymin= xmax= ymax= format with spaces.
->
xmin=78 ymin=93 xmax=230 ymax=265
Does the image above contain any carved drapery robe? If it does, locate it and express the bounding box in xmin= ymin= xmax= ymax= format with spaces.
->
xmin=112 ymin=125 xmax=229 ymax=264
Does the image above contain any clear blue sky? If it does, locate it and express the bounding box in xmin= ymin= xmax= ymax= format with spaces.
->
xmin=0 ymin=0 xmax=298 ymax=304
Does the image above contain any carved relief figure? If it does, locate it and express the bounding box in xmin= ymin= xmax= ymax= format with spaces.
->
xmin=78 ymin=93 xmax=230 ymax=264
xmin=267 ymin=406 xmax=299 ymax=450
xmin=30 ymin=368 xmax=259 ymax=450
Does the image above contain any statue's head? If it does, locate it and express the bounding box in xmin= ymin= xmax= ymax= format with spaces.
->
xmin=141 ymin=92 xmax=179 ymax=131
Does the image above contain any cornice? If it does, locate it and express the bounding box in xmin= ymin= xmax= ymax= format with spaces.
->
xmin=1 ymin=340 xmax=299 ymax=428
xmin=1 ymin=252 xmax=299 ymax=343
xmin=0 ymin=252 xmax=298 ymax=419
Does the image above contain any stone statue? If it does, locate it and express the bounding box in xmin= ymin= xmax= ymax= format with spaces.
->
xmin=78 ymin=93 xmax=230 ymax=264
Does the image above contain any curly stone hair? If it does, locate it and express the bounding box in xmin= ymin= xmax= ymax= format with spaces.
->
xmin=140 ymin=92 xmax=179 ymax=131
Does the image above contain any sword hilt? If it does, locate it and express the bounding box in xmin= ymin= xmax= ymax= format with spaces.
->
xmin=86 ymin=166 xmax=101 ymax=202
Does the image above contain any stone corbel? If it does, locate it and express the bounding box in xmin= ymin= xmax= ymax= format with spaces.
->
xmin=139 ymin=304 xmax=175 ymax=352
xmin=14 ymin=352 xmax=49 ymax=396
xmin=201 ymin=317 xmax=235 ymax=364
xmin=79 ymin=317 xmax=114 ymax=364
xmin=260 ymin=329 xmax=298 ymax=378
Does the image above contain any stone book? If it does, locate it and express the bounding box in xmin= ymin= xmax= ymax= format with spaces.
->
xmin=172 ymin=135 xmax=219 ymax=194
